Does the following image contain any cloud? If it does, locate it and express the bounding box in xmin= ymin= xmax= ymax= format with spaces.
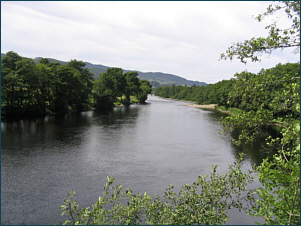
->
xmin=1 ymin=1 xmax=299 ymax=84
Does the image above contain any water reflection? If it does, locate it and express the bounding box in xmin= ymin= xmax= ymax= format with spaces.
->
xmin=1 ymin=96 xmax=269 ymax=225
xmin=93 ymin=105 xmax=140 ymax=127
xmin=230 ymin=127 xmax=279 ymax=167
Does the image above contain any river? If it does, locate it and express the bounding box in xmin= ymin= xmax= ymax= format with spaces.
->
xmin=1 ymin=95 xmax=267 ymax=225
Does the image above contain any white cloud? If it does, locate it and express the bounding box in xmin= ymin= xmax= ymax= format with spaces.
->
xmin=1 ymin=1 xmax=299 ymax=84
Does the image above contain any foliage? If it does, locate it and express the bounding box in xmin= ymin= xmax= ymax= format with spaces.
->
xmin=93 ymin=71 xmax=117 ymax=109
xmin=1 ymin=52 xmax=95 ymax=116
xmin=1 ymin=51 xmax=48 ymax=118
xmin=155 ymin=79 xmax=234 ymax=107
xmin=154 ymin=3 xmax=301 ymax=224
xmin=220 ymin=1 xmax=300 ymax=224
xmin=245 ymin=122 xmax=300 ymax=225
xmin=123 ymin=71 xmax=141 ymax=105
xmin=67 ymin=60 xmax=94 ymax=111
xmin=24 ymin=53 xmax=208 ymax=87
xmin=1 ymin=52 xmax=152 ymax=118
xmin=60 ymin=155 xmax=254 ymax=225
xmin=155 ymin=64 xmax=299 ymax=116
xmin=136 ymin=80 xmax=152 ymax=104
xmin=220 ymin=1 xmax=300 ymax=63
xmin=93 ymin=68 xmax=152 ymax=109
xmin=222 ymin=69 xmax=300 ymax=224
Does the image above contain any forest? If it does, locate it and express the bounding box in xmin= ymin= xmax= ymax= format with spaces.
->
xmin=1 ymin=52 xmax=152 ymax=120
xmin=155 ymin=62 xmax=300 ymax=120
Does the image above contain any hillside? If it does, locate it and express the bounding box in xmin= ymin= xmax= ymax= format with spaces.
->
xmin=33 ymin=57 xmax=68 ymax=65
xmin=134 ymin=71 xmax=207 ymax=87
xmin=2 ymin=53 xmax=207 ymax=87
xmin=82 ymin=62 xmax=207 ymax=87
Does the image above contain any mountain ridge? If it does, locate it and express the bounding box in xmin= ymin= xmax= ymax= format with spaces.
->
xmin=1 ymin=53 xmax=207 ymax=87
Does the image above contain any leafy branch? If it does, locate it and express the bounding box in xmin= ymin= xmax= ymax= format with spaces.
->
xmin=220 ymin=1 xmax=300 ymax=63
xmin=60 ymin=155 xmax=255 ymax=225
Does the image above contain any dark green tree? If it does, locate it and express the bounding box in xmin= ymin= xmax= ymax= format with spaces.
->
xmin=34 ymin=63 xmax=53 ymax=114
xmin=1 ymin=52 xmax=44 ymax=118
xmin=1 ymin=51 xmax=23 ymax=109
xmin=124 ymin=71 xmax=140 ymax=105
xmin=39 ymin=58 xmax=50 ymax=65
xmin=94 ymin=72 xmax=117 ymax=109
xmin=15 ymin=57 xmax=44 ymax=116
xmin=1 ymin=51 xmax=22 ymax=71
xmin=50 ymin=65 xmax=83 ymax=113
xmin=136 ymin=80 xmax=152 ymax=104
xmin=106 ymin=67 xmax=126 ymax=100
xmin=169 ymin=83 xmax=176 ymax=97
xmin=67 ymin=60 xmax=94 ymax=111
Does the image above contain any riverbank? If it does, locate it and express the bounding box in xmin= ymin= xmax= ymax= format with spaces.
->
xmin=186 ymin=104 xmax=231 ymax=114
xmin=159 ymin=97 xmax=231 ymax=115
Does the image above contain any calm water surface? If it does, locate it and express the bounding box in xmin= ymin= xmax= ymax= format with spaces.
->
xmin=1 ymin=95 xmax=266 ymax=225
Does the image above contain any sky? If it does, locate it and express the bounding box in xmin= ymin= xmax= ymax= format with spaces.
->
xmin=1 ymin=1 xmax=300 ymax=84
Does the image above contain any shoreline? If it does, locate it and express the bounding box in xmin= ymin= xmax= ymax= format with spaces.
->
xmin=158 ymin=97 xmax=231 ymax=114
xmin=186 ymin=104 xmax=231 ymax=114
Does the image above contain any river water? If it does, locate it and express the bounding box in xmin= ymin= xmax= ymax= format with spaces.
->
xmin=1 ymin=95 xmax=266 ymax=225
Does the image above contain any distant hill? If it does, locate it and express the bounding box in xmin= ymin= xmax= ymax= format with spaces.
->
xmin=133 ymin=71 xmax=207 ymax=87
xmin=82 ymin=62 xmax=207 ymax=87
xmin=33 ymin=57 xmax=68 ymax=65
xmin=2 ymin=53 xmax=207 ymax=87
xmin=83 ymin=62 xmax=108 ymax=77
xmin=86 ymin=64 xmax=208 ymax=87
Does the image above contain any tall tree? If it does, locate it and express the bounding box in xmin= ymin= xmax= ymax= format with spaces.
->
xmin=136 ymin=80 xmax=152 ymax=104
xmin=1 ymin=51 xmax=22 ymax=71
xmin=67 ymin=60 xmax=94 ymax=111
xmin=50 ymin=65 xmax=83 ymax=114
xmin=1 ymin=52 xmax=28 ymax=117
xmin=106 ymin=67 xmax=126 ymax=100
xmin=124 ymin=71 xmax=140 ymax=105
xmin=94 ymin=72 xmax=116 ymax=109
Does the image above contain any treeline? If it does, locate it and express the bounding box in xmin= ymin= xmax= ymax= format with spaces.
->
xmin=155 ymin=62 xmax=300 ymax=119
xmin=155 ymin=79 xmax=233 ymax=107
xmin=1 ymin=51 xmax=152 ymax=119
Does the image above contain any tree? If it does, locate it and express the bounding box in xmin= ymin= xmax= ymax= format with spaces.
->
xmin=221 ymin=1 xmax=300 ymax=224
xmin=35 ymin=62 xmax=55 ymax=111
xmin=49 ymin=65 xmax=84 ymax=114
xmin=124 ymin=71 xmax=140 ymax=105
xmin=106 ymin=67 xmax=127 ymax=100
xmin=136 ymin=80 xmax=152 ymax=104
xmin=93 ymin=72 xmax=117 ymax=109
xmin=1 ymin=51 xmax=22 ymax=71
xmin=1 ymin=52 xmax=45 ymax=118
xmin=93 ymin=69 xmax=152 ymax=108
xmin=169 ymin=83 xmax=176 ymax=97
xmin=1 ymin=51 xmax=23 ymax=106
xmin=15 ymin=57 xmax=43 ymax=116
xmin=39 ymin=58 xmax=50 ymax=65
xmin=220 ymin=1 xmax=300 ymax=63
xmin=67 ymin=60 xmax=94 ymax=111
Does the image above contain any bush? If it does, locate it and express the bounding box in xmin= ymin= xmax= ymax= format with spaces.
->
xmin=60 ymin=155 xmax=254 ymax=225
